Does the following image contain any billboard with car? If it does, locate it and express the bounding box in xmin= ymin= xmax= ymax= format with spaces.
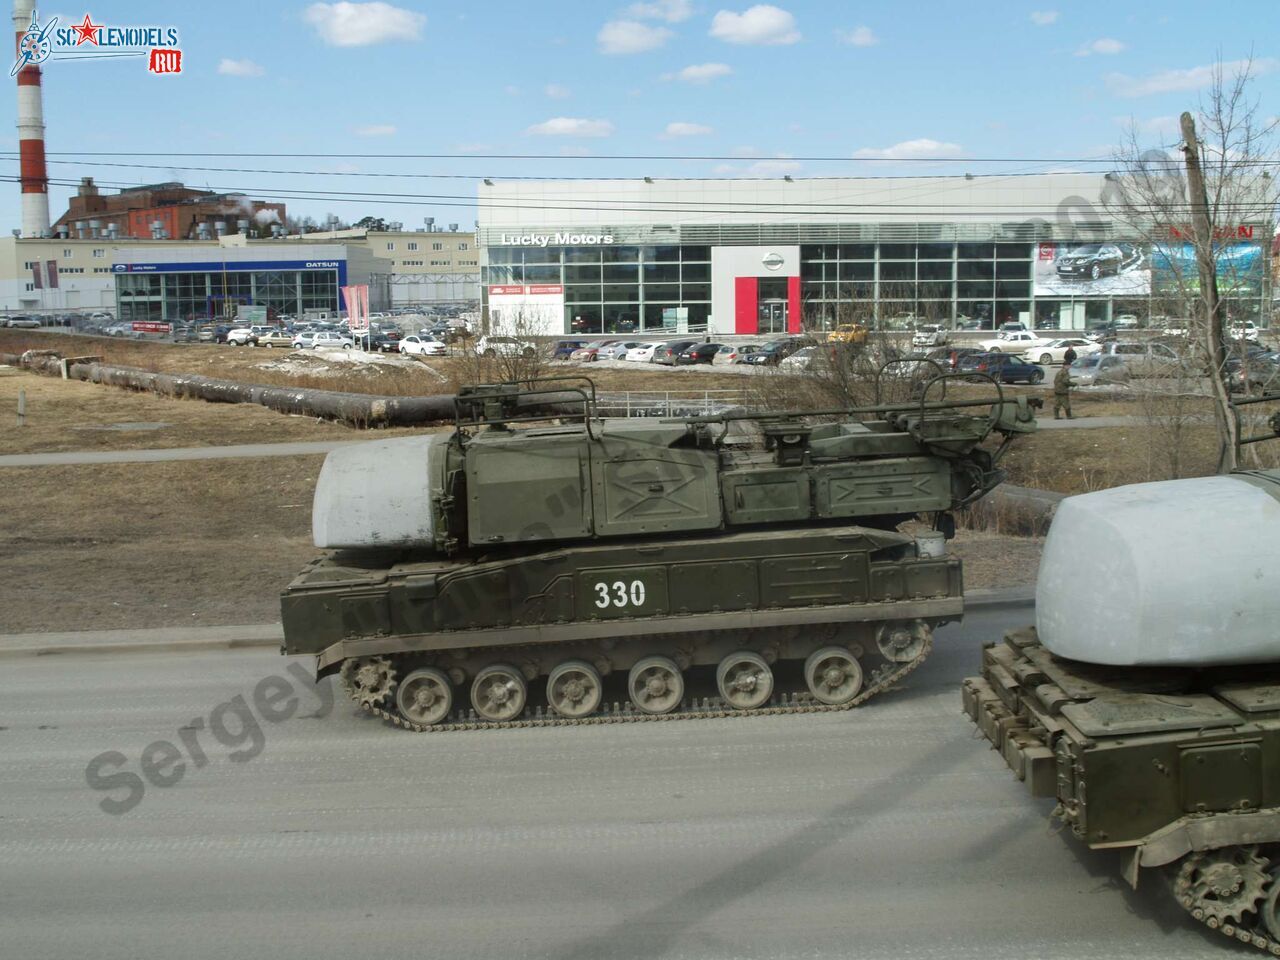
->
xmin=1034 ymin=241 xmax=1151 ymax=297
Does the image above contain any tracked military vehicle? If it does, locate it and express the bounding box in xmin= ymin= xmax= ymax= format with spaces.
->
xmin=965 ymin=402 xmax=1280 ymax=952
xmin=281 ymin=375 xmax=1037 ymax=732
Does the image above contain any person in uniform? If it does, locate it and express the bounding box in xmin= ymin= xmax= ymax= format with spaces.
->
xmin=1054 ymin=362 xmax=1075 ymax=420
xmin=1062 ymin=345 xmax=1078 ymax=366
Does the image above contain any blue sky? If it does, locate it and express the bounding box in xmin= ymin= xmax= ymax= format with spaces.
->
xmin=4 ymin=0 xmax=1278 ymax=231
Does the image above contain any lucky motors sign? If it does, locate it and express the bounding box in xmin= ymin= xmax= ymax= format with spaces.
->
xmin=497 ymin=233 xmax=615 ymax=247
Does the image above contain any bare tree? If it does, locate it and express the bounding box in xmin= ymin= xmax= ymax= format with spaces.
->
xmin=1106 ymin=58 xmax=1279 ymax=472
xmin=448 ymin=306 xmax=546 ymax=391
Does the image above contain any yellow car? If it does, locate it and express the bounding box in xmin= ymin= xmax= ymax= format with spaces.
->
xmin=825 ymin=323 xmax=868 ymax=345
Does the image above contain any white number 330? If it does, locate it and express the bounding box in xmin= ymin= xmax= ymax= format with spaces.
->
xmin=594 ymin=580 xmax=646 ymax=609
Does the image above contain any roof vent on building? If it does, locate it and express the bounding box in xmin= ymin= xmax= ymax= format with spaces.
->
xmin=215 ymin=221 xmax=227 ymax=236
xmin=448 ymin=223 xmax=458 ymax=232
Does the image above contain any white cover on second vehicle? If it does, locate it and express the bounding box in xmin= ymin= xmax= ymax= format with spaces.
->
xmin=312 ymin=436 xmax=437 ymax=549
xmin=1036 ymin=474 xmax=1280 ymax=666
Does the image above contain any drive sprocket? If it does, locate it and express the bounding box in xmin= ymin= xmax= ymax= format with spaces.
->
xmin=340 ymin=656 xmax=398 ymax=707
xmin=1176 ymin=846 xmax=1271 ymax=926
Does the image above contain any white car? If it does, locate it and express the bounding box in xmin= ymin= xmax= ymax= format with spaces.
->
xmin=1022 ymin=338 xmax=1100 ymax=366
xmin=910 ymin=325 xmax=948 ymax=348
xmin=226 ymin=326 xmax=257 ymax=346
xmin=598 ymin=341 xmax=642 ymax=361
xmin=399 ymin=335 xmax=447 ymax=357
xmin=625 ymin=343 xmax=661 ymax=362
xmin=977 ymin=330 xmax=1051 ymax=353
xmin=779 ymin=346 xmax=819 ymax=371
xmin=293 ymin=330 xmax=354 ymax=350
xmin=475 ymin=335 xmax=535 ymax=358
xmin=1231 ymin=320 xmax=1260 ymax=343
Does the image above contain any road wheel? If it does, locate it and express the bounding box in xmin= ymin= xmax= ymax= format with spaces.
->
xmin=1090 ymin=264 xmax=1102 ymax=280
xmin=1031 ymin=370 xmax=1044 ymax=384
xmin=396 ymin=667 xmax=452 ymax=726
xmin=547 ymin=660 xmax=603 ymax=719
xmin=1039 ymin=353 xmax=1052 ymax=364
xmin=522 ymin=347 xmax=535 ymax=358
xmin=470 ymin=664 xmax=527 ymax=722
xmin=628 ymin=656 xmax=684 ymax=715
xmin=716 ymin=651 xmax=774 ymax=711
xmin=988 ymin=346 xmax=1001 ymax=353
xmin=804 ymin=647 xmax=864 ymax=705
xmin=484 ymin=348 xmax=497 ymax=358
xmin=265 ymin=342 xmax=274 ymax=348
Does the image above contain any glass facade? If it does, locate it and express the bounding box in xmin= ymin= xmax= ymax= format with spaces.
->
xmin=484 ymin=244 xmax=712 ymax=334
xmin=484 ymin=235 xmax=1271 ymax=335
xmin=116 ymin=268 xmax=340 ymax=323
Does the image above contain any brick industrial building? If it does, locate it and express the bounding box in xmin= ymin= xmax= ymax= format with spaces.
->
xmin=52 ymin=178 xmax=287 ymax=241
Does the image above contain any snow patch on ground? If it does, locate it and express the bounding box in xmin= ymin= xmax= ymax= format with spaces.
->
xmin=254 ymin=349 xmax=426 ymax=378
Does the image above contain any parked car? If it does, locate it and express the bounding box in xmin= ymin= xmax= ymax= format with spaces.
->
xmin=226 ymin=326 xmax=258 ymax=346
xmin=741 ymin=337 xmax=814 ymax=366
xmin=598 ymin=341 xmax=643 ymax=361
xmin=826 ymin=323 xmax=868 ymax=345
xmin=6 ymin=315 xmax=41 ymax=329
xmin=651 ymin=339 xmax=699 ymax=365
xmin=256 ymin=329 xmax=294 ymax=349
xmin=1113 ymin=313 xmax=1142 ymax=329
xmin=1230 ymin=320 xmax=1261 ymax=343
xmin=568 ymin=340 xmax=617 ymax=362
xmin=1098 ymin=340 xmax=1187 ymax=378
xmin=1068 ymin=354 xmax=1130 ymax=386
xmin=712 ymin=343 xmax=762 ymax=365
xmin=549 ymin=339 xmax=587 ymax=360
xmin=911 ymin=324 xmax=948 ymax=348
xmin=293 ymin=331 xmax=354 ymax=350
xmin=976 ymin=330 xmax=1051 ymax=353
xmin=105 ymin=322 xmax=135 ymax=337
xmin=956 ymin=353 xmax=1046 ymax=384
xmin=1023 ymin=338 xmax=1099 ymax=366
xmin=1226 ymin=352 xmax=1280 ymax=393
xmin=779 ymin=346 xmax=821 ymax=371
xmin=625 ymin=342 xmax=661 ymax=362
xmin=675 ymin=342 xmax=723 ymax=365
xmin=170 ymin=325 xmax=198 ymax=343
xmin=1055 ymin=243 xmax=1141 ymax=281
xmin=475 ymin=335 xmax=536 ymax=358
xmin=399 ymin=335 xmax=447 ymax=357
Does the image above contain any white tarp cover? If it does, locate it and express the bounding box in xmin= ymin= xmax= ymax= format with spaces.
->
xmin=1036 ymin=474 xmax=1280 ymax=666
xmin=312 ymin=436 xmax=437 ymax=549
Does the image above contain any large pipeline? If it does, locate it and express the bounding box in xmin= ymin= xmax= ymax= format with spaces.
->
xmin=0 ymin=350 xmax=586 ymax=426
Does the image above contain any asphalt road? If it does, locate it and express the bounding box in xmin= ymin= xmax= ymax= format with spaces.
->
xmin=0 ymin=605 xmax=1227 ymax=960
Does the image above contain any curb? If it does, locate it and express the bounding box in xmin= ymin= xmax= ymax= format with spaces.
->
xmin=964 ymin=586 xmax=1037 ymax=610
xmin=0 ymin=624 xmax=282 ymax=659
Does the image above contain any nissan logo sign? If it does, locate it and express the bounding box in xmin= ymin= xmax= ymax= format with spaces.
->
xmin=762 ymin=252 xmax=784 ymax=270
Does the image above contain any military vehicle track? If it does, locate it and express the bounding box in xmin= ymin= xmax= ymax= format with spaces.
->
xmin=1172 ymin=845 xmax=1280 ymax=955
xmin=348 ymin=637 xmax=932 ymax=733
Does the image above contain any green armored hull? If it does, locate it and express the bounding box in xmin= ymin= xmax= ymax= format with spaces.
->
xmin=282 ymin=377 xmax=1037 ymax=732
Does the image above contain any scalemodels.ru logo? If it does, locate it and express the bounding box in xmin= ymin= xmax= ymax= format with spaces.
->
xmin=11 ymin=12 xmax=182 ymax=77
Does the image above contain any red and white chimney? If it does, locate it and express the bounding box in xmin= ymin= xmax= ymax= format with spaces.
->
xmin=13 ymin=0 xmax=50 ymax=238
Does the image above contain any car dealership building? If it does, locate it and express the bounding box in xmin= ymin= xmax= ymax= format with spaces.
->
xmin=477 ymin=173 xmax=1272 ymax=337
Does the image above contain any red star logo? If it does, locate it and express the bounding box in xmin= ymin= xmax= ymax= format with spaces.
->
xmin=71 ymin=13 xmax=102 ymax=45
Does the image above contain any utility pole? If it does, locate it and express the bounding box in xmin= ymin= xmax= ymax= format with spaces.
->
xmin=1180 ymin=110 xmax=1238 ymax=472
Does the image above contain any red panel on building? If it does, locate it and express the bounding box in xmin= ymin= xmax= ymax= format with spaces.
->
xmin=734 ymin=276 xmax=758 ymax=334
xmin=787 ymin=276 xmax=801 ymax=334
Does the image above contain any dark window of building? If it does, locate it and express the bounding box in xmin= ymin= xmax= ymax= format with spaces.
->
xmin=839 ymin=243 xmax=875 ymax=259
xmin=642 ymin=263 xmax=681 ymax=283
xmin=995 ymin=260 xmax=1031 ymax=279
xmin=602 ymin=245 xmax=640 ymax=262
xmin=645 ymin=245 xmax=681 ymax=262
xmin=880 ymin=262 xmax=915 ymax=282
xmin=879 ymin=243 xmax=916 ymax=259
xmin=958 ymin=260 xmax=995 ymax=280
xmin=918 ymin=260 xmax=953 ymax=280
xmin=918 ymin=243 xmax=954 ymax=260
xmin=838 ymin=262 xmax=874 ymax=282
xmin=602 ymin=263 xmax=639 ymax=283
xmin=801 ymin=261 xmax=825 ymax=282
xmin=643 ymin=283 xmax=680 ymax=301
xmin=603 ymin=284 xmax=640 ymax=302
xmin=523 ymin=264 xmax=562 ymax=283
xmin=565 ymin=265 xmax=601 ymax=284
xmin=957 ymin=281 xmax=995 ymax=299
xmin=681 ymin=283 xmax=710 ymax=301
xmin=603 ymin=304 xmax=640 ymax=331
xmin=958 ymin=243 xmax=995 ymax=259
xmin=996 ymin=281 xmax=1031 ymax=299
xmin=996 ymin=243 xmax=1031 ymax=260
xmin=681 ymin=262 xmax=710 ymax=282
xmin=680 ymin=245 xmax=711 ymax=262
xmin=567 ymin=304 xmax=603 ymax=334
xmin=564 ymin=247 xmax=601 ymax=263
xmin=565 ymin=285 xmax=602 ymax=303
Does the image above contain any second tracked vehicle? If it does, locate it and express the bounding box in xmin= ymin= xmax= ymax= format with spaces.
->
xmin=281 ymin=375 xmax=1037 ymax=732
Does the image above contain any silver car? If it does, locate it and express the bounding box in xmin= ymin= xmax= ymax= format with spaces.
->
xmin=1069 ymin=354 xmax=1130 ymax=386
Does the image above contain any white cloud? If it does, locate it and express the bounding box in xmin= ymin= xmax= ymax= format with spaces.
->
xmin=662 ymin=121 xmax=713 ymax=137
xmin=710 ymin=5 xmax=800 ymax=45
xmin=598 ymin=19 xmax=673 ymax=54
xmin=626 ymin=0 xmax=693 ymax=22
xmin=303 ymin=2 xmax=425 ymax=47
xmin=837 ymin=26 xmax=878 ymax=47
xmin=1106 ymin=57 xmax=1278 ymax=97
xmin=664 ymin=62 xmax=733 ymax=82
xmin=544 ymin=83 xmax=570 ymax=99
xmin=354 ymin=124 xmax=396 ymax=136
xmin=747 ymin=158 xmax=800 ymax=176
xmin=526 ymin=117 xmax=615 ymax=137
xmin=853 ymin=138 xmax=965 ymax=160
xmin=1076 ymin=37 xmax=1125 ymax=57
xmin=217 ymin=58 xmax=264 ymax=77
xmin=1029 ymin=10 xmax=1058 ymax=25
